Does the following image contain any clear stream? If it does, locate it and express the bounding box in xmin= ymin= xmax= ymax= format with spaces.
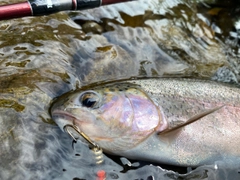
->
xmin=0 ymin=0 xmax=240 ymax=179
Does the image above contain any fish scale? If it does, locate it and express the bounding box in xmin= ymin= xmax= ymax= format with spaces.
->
xmin=51 ymin=78 xmax=240 ymax=166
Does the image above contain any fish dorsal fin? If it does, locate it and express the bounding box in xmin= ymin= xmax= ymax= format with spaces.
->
xmin=158 ymin=106 xmax=224 ymax=135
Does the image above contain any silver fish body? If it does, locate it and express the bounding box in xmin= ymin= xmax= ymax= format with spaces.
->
xmin=51 ymin=78 xmax=240 ymax=166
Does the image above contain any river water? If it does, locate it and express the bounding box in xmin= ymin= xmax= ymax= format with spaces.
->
xmin=0 ymin=0 xmax=240 ymax=179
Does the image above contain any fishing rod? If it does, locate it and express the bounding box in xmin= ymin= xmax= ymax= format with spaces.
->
xmin=0 ymin=0 xmax=135 ymax=21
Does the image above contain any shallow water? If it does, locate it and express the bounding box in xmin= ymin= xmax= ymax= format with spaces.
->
xmin=0 ymin=0 xmax=240 ymax=179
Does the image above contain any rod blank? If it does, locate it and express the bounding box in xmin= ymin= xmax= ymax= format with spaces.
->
xmin=0 ymin=0 xmax=135 ymax=21
xmin=0 ymin=2 xmax=32 ymax=20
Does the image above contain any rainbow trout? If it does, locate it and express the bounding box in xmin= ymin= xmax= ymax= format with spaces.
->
xmin=50 ymin=78 xmax=240 ymax=166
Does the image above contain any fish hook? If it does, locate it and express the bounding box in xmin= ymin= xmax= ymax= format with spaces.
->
xmin=64 ymin=124 xmax=104 ymax=164
xmin=63 ymin=124 xmax=101 ymax=151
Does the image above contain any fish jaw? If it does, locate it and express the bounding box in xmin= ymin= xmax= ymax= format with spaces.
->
xmin=51 ymin=109 xmax=78 ymax=131
xmin=51 ymin=108 xmax=111 ymax=142
xmin=50 ymin=95 xmax=78 ymax=132
xmin=51 ymin=106 xmax=103 ymax=137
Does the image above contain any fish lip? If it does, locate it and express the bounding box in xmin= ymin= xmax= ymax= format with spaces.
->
xmin=51 ymin=109 xmax=82 ymax=123
xmin=52 ymin=109 xmax=101 ymax=143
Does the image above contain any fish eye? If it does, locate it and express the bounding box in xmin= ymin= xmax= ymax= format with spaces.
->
xmin=80 ymin=91 xmax=99 ymax=108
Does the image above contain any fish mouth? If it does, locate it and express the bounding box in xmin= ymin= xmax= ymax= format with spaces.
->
xmin=51 ymin=109 xmax=78 ymax=121
xmin=51 ymin=109 xmax=97 ymax=145
xmin=51 ymin=109 xmax=84 ymax=130
xmin=51 ymin=109 xmax=104 ymax=145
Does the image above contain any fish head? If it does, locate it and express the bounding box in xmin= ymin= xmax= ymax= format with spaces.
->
xmin=51 ymin=83 xmax=162 ymax=152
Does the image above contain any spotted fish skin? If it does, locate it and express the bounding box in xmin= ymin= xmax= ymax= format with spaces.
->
xmin=51 ymin=78 xmax=240 ymax=166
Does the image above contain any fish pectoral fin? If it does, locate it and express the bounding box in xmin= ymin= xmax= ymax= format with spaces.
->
xmin=158 ymin=105 xmax=224 ymax=135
